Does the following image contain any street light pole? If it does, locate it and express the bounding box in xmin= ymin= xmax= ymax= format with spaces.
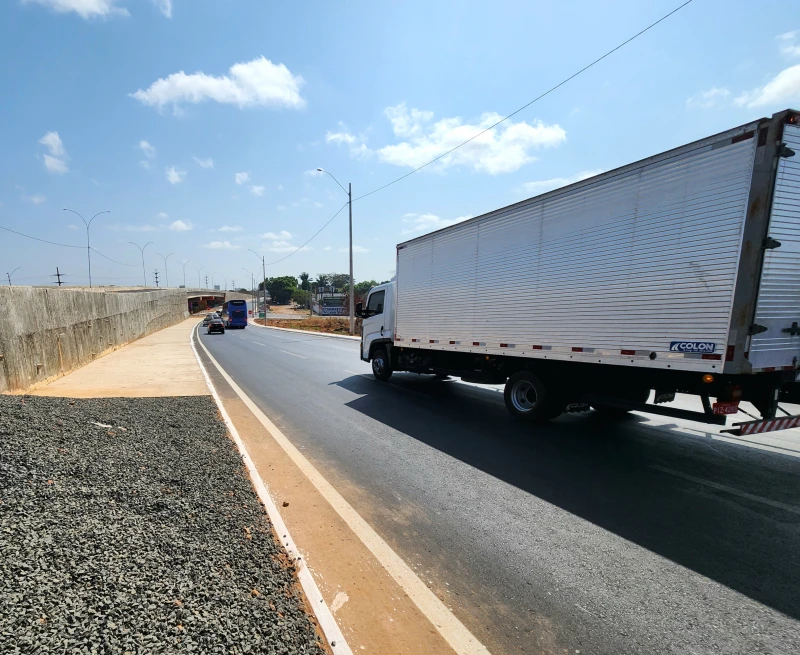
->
xmin=6 ymin=267 xmax=20 ymax=286
xmin=194 ymin=266 xmax=204 ymax=288
xmin=243 ymin=267 xmax=255 ymax=312
xmin=179 ymin=260 xmax=190 ymax=287
xmin=129 ymin=241 xmax=153 ymax=286
xmin=317 ymin=168 xmax=355 ymax=334
xmin=63 ymin=208 xmax=110 ymax=288
xmin=156 ymin=252 xmax=174 ymax=288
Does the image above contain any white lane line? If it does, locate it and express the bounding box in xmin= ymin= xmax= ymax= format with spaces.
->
xmin=196 ymin=329 xmax=490 ymax=655
xmin=280 ymin=350 xmax=307 ymax=359
xmin=189 ymin=325 xmax=353 ymax=655
xmin=650 ymin=465 xmax=800 ymax=515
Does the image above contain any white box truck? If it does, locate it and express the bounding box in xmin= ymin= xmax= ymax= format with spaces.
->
xmin=357 ymin=109 xmax=800 ymax=436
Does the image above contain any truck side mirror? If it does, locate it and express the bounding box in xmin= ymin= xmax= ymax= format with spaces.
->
xmin=355 ymin=302 xmax=363 ymax=317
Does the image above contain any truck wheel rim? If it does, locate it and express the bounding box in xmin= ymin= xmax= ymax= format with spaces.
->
xmin=511 ymin=380 xmax=537 ymax=412
xmin=373 ymin=356 xmax=384 ymax=374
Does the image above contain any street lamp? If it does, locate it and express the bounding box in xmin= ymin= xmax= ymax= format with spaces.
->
xmin=211 ymin=272 xmax=217 ymax=289
xmin=129 ymin=241 xmax=153 ymax=286
xmin=248 ymin=249 xmax=267 ymax=319
xmin=179 ymin=260 xmax=190 ymax=287
xmin=63 ymin=208 xmax=110 ymax=288
xmin=193 ymin=266 xmax=204 ymax=289
xmin=243 ymin=267 xmax=255 ymax=306
xmin=317 ymin=168 xmax=354 ymax=334
xmin=6 ymin=267 xmax=20 ymax=286
xmin=156 ymin=252 xmax=174 ymax=288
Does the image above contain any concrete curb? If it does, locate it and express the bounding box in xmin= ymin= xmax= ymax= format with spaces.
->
xmin=248 ymin=321 xmax=361 ymax=342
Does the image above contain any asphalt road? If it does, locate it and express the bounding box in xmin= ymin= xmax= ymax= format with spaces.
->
xmin=198 ymin=325 xmax=800 ymax=655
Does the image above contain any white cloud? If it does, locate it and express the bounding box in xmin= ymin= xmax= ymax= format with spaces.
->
xmin=218 ymin=225 xmax=242 ymax=232
xmin=324 ymin=124 xmax=371 ymax=158
xmin=277 ymin=184 xmax=283 ymax=190
xmin=139 ymin=140 xmax=157 ymax=158
xmin=39 ymin=131 xmax=69 ymax=174
xmin=168 ymin=219 xmax=192 ymax=231
xmin=519 ymin=169 xmax=604 ymax=195
xmin=340 ymin=245 xmax=369 ymax=253
xmin=43 ymin=154 xmax=69 ymax=174
xmin=777 ymin=30 xmax=800 ymax=58
xmin=166 ymin=166 xmax=186 ymax=184
xmin=111 ymin=224 xmax=159 ymax=232
xmin=735 ymin=65 xmax=800 ymax=108
xmin=139 ymin=160 xmax=151 ymax=169
xmin=260 ymin=230 xmax=292 ymax=240
xmin=24 ymin=194 xmax=47 ymax=205
xmin=22 ymin=0 xmax=129 ymax=19
xmin=686 ymin=87 xmax=731 ymax=109
xmin=276 ymin=204 xmax=287 ymax=211
xmin=129 ymin=56 xmax=305 ymax=111
xmin=39 ymin=131 xmax=65 ymax=157
xmin=325 ymin=131 xmax=356 ymax=144
xmin=203 ymin=240 xmax=241 ymax=250
xmin=67 ymin=224 xmax=78 ymax=230
xmin=313 ymin=202 xmax=324 ymax=208
xmin=152 ymin=0 xmax=171 ymax=18
xmin=249 ymin=185 xmax=265 ymax=196
xmin=323 ymin=246 xmax=332 ymax=251
xmin=193 ymin=156 xmax=213 ymax=169
xmin=401 ymin=213 xmax=472 ymax=235
xmin=375 ymin=103 xmax=566 ymax=175
xmin=304 ymin=169 xmax=323 ymax=177
xmin=264 ymin=240 xmax=309 ymax=253
xmin=235 ymin=171 xmax=250 ymax=185
xmin=156 ymin=212 xmax=168 ymax=219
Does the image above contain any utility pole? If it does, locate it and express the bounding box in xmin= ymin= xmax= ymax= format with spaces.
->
xmin=317 ymin=168 xmax=355 ymax=334
xmin=194 ymin=266 xmax=204 ymax=288
xmin=62 ymin=208 xmax=110 ymax=289
xmin=129 ymin=241 xmax=153 ymax=286
xmin=51 ymin=267 xmax=65 ymax=286
xmin=248 ymin=250 xmax=267 ymax=321
xmin=156 ymin=252 xmax=174 ymax=287
xmin=205 ymin=274 xmax=208 ymax=288
xmin=153 ymin=270 xmax=160 ymax=288
xmin=6 ymin=267 xmax=19 ymax=286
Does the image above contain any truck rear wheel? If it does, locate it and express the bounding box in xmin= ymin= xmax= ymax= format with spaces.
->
xmin=504 ymin=371 xmax=553 ymax=422
xmin=371 ymin=347 xmax=393 ymax=382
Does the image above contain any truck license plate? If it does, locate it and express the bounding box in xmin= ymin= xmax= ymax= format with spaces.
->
xmin=713 ymin=402 xmax=740 ymax=415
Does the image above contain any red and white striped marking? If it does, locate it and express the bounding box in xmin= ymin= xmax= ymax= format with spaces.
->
xmin=734 ymin=415 xmax=800 ymax=435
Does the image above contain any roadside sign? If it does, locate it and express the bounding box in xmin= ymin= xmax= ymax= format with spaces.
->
xmin=259 ymin=311 xmax=265 ymax=318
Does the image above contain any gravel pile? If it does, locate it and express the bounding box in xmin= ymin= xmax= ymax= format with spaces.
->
xmin=0 ymin=395 xmax=324 ymax=654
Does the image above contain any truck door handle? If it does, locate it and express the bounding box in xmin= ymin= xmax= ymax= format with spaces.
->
xmin=380 ymin=325 xmax=384 ymax=336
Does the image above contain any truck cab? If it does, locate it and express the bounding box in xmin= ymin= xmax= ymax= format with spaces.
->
xmin=357 ymin=283 xmax=394 ymax=374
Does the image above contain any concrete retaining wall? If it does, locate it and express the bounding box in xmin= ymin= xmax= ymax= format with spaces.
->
xmin=0 ymin=287 xmax=189 ymax=393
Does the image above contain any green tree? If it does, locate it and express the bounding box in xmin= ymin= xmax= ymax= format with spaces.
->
xmin=328 ymin=273 xmax=350 ymax=290
xmin=299 ymin=272 xmax=310 ymax=291
xmin=315 ymin=273 xmax=329 ymax=287
xmin=292 ymin=289 xmax=310 ymax=306
xmin=354 ymin=280 xmax=378 ymax=296
xmin=262 ymin=276 xmax=297 ymax=304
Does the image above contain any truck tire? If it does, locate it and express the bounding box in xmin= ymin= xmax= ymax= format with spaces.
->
xmin=504 ymin=371 xmax=553 ymax=422
xmin=371 ymin=347 xmax=393 ymax=382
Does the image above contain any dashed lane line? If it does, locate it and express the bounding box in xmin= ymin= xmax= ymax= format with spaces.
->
xmin=280 ymin=350 xmax=308 ymax=359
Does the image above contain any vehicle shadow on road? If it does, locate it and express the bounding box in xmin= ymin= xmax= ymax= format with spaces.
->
xmin=333 ymin=373 xmax=800 ymax=621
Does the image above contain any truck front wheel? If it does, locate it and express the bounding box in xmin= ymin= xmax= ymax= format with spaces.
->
xmin=504 ymin=371 xmax=553 ymax=422
xmin=371 ymin=347 xmax=393 ymax=382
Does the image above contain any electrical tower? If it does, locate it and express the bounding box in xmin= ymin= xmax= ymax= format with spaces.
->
xmin=205 ymin=274 xmax=208 ymax=288
xmin=154 ymin=270 xmax=160 ymax=288
xmin=51 ymin=267 xmax=65 ymax=286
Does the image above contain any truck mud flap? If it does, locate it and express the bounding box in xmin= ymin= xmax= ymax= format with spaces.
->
xmin=722 ymin=415 xmax=800 ymax=436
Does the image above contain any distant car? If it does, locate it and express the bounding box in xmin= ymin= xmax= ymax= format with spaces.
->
xmin=202 ymin=314 xmax=213 ymax=326
xmin=207 ymin=318 xmax=225 ymax=335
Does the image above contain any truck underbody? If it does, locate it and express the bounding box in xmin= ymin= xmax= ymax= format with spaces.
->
xmin=371 ymin=343 xmax=799 ymax=435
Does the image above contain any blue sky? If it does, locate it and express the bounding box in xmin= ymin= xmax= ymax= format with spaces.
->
xmin=1 ymin=0 xmax=799 ymax=288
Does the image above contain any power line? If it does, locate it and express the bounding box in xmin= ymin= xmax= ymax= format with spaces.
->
xmin=265 ymin=201 xmax=349 ymax=266
xmin=354 ymin=0 xmax=693 ymax=202
xmin=89 ymin=247 xmax=139 ymax=267
xmin=0 ymin=225 xmax=83 ymax=248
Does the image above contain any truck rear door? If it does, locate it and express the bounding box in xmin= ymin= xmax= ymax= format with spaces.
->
xmin=749 ymin=121 xmax=800 ymax=371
